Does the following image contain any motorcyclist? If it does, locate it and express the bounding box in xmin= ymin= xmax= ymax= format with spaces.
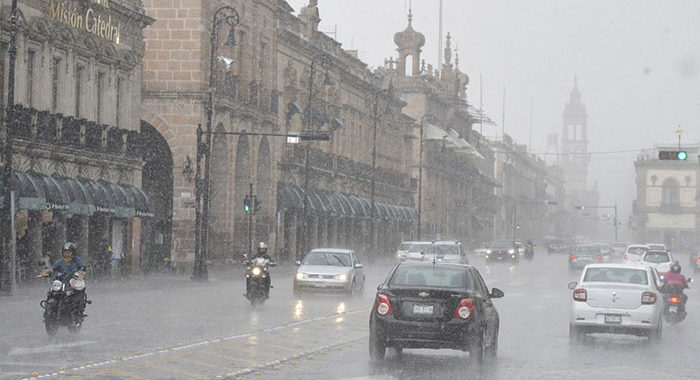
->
xmin=525 ymin=239 xmax=535 ymax=258
xmin=662 ymin=261 xmax=688 ymax=307
xmin=245 ymin=242 xmax=277 ymax=298
xmin=40 ymin=242 xmax=86 ymax=279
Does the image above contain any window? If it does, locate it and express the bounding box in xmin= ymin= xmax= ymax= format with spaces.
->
xmin=390 ymin=264 xmax=470 ymax=288
xmin=75 ymin=65 xmax=83 ymax=118
xmin=662 ymin=177 xmax=680 ymax=206
xmin=96 ymin=72 xmax=105 ymax=123
xmin=52 ymin=57 xmax=62 ymax=112
xmin=0 ymin=45 xmax=5 ymax=112
xmin=115 ymin=77 xmax=121 ymax=127
xmin=583 ymin=267 xmax=648 ymax=285
xmin=27 ymin=50 xmax=35 ymax=108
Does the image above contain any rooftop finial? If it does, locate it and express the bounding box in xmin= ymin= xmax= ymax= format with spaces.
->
xmin=408 ymin=0 xmax=413 ymax=23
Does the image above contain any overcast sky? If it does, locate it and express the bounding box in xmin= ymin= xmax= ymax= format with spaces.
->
xmin=287 ymin=0 xmax=700 ymax=220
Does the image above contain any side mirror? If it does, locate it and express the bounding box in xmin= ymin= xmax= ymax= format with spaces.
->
xmin=240 ymin=253 xmax=248 ymax=260
xmin=376 ymin=284 xmax=383 ymax=291
xmin=567 ymin=281 xmax=577 ymax=290
xmin=354 ymin=263 xmax=363 ymax=269
xmin=688 ymin=278 xmax=694 ymax=283
xmin=295 ymin=260 xmax=301 ymax=266
xmin=490 ymin=288 xmax=504 ymax=298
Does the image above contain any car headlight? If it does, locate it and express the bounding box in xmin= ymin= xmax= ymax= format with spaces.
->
xmin=508 ymin=249 xmax=515 ymax=254
xmin=251 ymin=267 xmax=262 ymax=276
xmin=336 ymin=273 xmax=348 ymax=282
xmin=486 ymin=249 xmax=492 ymax=254
xmin=296 ymin=272 xmax=307 ymax=280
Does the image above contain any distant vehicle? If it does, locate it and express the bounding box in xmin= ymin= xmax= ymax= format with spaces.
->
xmin=396 ymin=241 xmax=423 ymax=261
xmin=397 ymin=241 xmax=433 ymax=262
xmin=547 ymin=238 xmax=570 ymax=254
xmin=640 ymin=250 xmax=674 ymax=275
xmin=591 ymin=243 xmax=612 ymax=263
xmin=689 ymin=249 xmax=700 ymax=273
xmin=568 ymin=263 xmax=663 ymax=343
xmin=432 ymin=241 xmax=468 ymax=264
xmin=610 ymin=242 xmax=629 ymax=256
xmin=369 ymin=261 xmax=503 ymax=363
xmin=473 ymin=242 xmax=490 ymax=256
xmin=485 ymin=240 xmax=519 ymax=263
xmin=515 ymin=241 xmax=525 ymax=256
xmin=624 ymin=244 xmax=649 ymax=263
xmin=293 ymin=249 xmax=365 ymax=297
xmin=569 ymin=244 xmax=605 ymax=271
xmin=645 ymin=243 xmax=667 ymax=252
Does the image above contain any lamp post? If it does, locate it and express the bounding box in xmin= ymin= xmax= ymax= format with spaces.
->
xmin=194 ymin=5 xmax=239 ymax=281
xmin=298 ymin=52 xmax=332 ymax=260
xmin=369 ymin=82 xmax=393 ymax=259
xmin=416 ymin=114 xmax=436 ymax=240
xmin=1 ymin=0 xmax=19 ymax=292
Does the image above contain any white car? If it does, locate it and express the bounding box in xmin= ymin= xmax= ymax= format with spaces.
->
xmin=396 ymin=241 xmax=432 ymax=261
xmin=645 ymin=243 xmax=667 ymax=252
xmin=568 ymin=263 xmax=663 ymax=342
xmin=640 ymin=250 xmax=674 ymax=276
xmin=624 ymin=244 xmax=648 ymax=263
xmin=293 ymin=249 xmax=365 ymax=296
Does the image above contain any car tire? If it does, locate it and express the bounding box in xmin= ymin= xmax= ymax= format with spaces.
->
xmin=469 ymin=329 xmax=485 ymax=365
xmin=485 ymin=325 xmax=498 ymax=361
xmin=648 ymin=318 xmax=662 ymax=343
xmin=369 ymin=323 xmax=386 ymax=361
xmin=359 ymin=277 xmax=365 ymax=296
xmin=569 ymin=324 xmax=584 ymax=344
xmin=347 ymin=280 xmax=355 ymax=297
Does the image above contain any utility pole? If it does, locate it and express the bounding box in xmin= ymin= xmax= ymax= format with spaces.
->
xmin=248 ymin=183 xmax=253 ymax=257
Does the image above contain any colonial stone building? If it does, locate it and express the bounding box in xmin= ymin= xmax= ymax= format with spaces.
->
xmin=141 ymin=0 xmax=417 ymax=266
xmin=633 ymin=144 xmax=699 ymax=251
xmin=0 ymin=0 xmax=154 ymax=284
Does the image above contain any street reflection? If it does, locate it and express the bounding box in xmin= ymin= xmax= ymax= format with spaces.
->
xmin=250 ymin=311 xmax=259 ymax=328
xmin=293 ymin=300 xmax=304 ymax=320
xmin=336 ymin=302 xmax=346 ymax=314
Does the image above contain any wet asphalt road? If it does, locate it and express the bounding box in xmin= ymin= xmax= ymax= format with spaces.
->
xmin=1 ymin=252 xmax=699 ymax=379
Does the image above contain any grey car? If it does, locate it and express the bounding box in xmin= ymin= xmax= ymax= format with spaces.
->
xmin=293 ymin=249 xmax=365 ymax=297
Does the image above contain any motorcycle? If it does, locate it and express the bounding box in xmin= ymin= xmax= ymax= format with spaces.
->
xmin=38 ymin=269 xmax=91 ymax=336
xmin=243 ymin=255 xmax=276 ymax=306
xmin=662 ymin=277 xmax=693 ymax=324
xmin=524 ymin=246 xmax=535 ymax=261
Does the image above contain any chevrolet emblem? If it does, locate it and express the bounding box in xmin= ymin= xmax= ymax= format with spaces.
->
xmin=419 ymin=292 xmax=429 ymax=298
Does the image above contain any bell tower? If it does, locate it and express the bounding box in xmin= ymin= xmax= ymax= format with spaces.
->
xmin=561 ymin=77 xmax=589 ymax=194
xmin=393 ymin=8 xmax=425 ymax=76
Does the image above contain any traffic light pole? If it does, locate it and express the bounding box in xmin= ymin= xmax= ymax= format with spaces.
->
xmin=248 ymin=183 xmax=253 ymax=257
xmin=574 ymin=203 xmax=619 ymax=242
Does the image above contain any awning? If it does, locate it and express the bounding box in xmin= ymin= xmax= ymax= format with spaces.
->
xmin=55 ymin=177 xmax=95 ymax=215
xmin=276 ymin=183 xmax=417 ymax=223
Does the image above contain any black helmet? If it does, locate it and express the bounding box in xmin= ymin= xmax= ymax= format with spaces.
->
xmin=62 ymin=242 xmax=77 ymax=256
xmin=257 ymin=241 xmax=268 ymax=254
xmin=671 ymin=261 xmax=681 ymax=274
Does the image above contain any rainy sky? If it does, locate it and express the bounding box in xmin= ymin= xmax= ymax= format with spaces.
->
xmin=287 ymin=0 xmax=700 ymax=220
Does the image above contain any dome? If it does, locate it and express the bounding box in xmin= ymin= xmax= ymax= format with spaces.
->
xmin=393 ymin=11 xmax=425 ymax=50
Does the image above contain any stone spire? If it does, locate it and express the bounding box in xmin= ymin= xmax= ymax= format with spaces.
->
xmin=443 ymin=32 xmax=452 ymax=67
xmin=393 ymin=7 xmax=425 ymax=76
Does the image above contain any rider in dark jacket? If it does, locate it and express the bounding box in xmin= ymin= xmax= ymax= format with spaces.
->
xmin=40 ymin=242 xmax=86 ymax=279
xmin=245 ymin=242 xmax=277 ymax=298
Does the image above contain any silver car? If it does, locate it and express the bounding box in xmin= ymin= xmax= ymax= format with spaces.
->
xmin=568 ymin=263 xmax=663 ymax=342
xmin=293 ymin=249 xmax=365 ymax=296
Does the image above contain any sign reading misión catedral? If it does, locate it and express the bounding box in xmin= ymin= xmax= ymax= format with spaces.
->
xmin=48 ymin=0 xmax=121 ymax=44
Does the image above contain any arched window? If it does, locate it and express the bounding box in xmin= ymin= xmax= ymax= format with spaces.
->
xmin=662 ymin=177 xmax=680 ymax=206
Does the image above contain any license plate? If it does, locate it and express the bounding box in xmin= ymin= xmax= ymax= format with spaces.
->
xmin=496 ymin=256 xmax=503 ymax=260
xmin=314 ymin=282 xmax=327 ymax=288
xmin=669 ymin=306 xmax=678 ymax=313
xmin=413 ymin=304 xmax=434 ymax=315
xmin=604 ymin=314 xmax=622 ymax=324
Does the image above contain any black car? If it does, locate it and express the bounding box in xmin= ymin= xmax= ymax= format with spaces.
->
xmin=485 ymin=240 xmax=519 ymax=263
xmin=369 ymin=262 xmax=504 ymax=363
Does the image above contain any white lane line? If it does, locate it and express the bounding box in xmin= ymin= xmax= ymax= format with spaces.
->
xmin=9 ymin=341 xmax=98 ymax=356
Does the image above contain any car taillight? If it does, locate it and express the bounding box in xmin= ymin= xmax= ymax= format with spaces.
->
xmin=594 ymin=255 xmax=601 ymax=260
xmin=641 ymin=291 xmax=656 ymax=305
xmin=570 ymin=254 xmax=577 ymax=259
xmin=696 ymin=257 xmax=700 ymax=262
xmin=454 ymin=298 xmax=475 ymax=319
xmin=375 ymin=293 xmax=392 ymax=316
xmin=669 ymin=296 xmax=679 ymax=304
xmin=624 ymin=254 xmax=628 ymax=260
xmin=573 ymin=288 xmax=587 ymax=302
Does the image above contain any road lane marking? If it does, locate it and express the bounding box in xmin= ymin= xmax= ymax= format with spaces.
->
xmin=141 ymin=360 xmax=210 ymax=379
xmin=9 ymin=341 xmax=97 ymax=356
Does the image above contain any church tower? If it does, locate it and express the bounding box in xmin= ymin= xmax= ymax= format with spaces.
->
xmin=393 ymin=8 xmax=425 ymax=76
xmin=561 ymin=77 xmax=589 ymax=194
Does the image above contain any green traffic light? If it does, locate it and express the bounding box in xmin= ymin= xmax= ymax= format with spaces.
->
xmin=678 ymin=151 xmax=688 ymax=160
xmin=580 ymin=205 xmax=585 ymax=210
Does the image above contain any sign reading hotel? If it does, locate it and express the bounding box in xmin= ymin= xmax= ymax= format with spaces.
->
xmin=48 ymin=0 xmax=121 ymax=44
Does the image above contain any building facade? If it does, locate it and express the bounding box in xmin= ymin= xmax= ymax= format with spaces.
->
xmin=0 ymin=0 xmax=154 ymax=285
xmin=633 ymin=144 xmax=699 ymax=251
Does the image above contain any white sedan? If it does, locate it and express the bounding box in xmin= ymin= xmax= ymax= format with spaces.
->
xmin=568 ymin=263 xmax=663 ymax=342
xmin=640 ymin=250 xmax=674 ymax=276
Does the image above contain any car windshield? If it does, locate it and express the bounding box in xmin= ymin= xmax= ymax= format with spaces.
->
xmin=302 ymin=252 xmax=352 ymax=267
xmin=574 ymin=245 xmax=598 ymax=253
xmin=647 ymin=244 xmax=665 ymax=251
xmin=583 ymin=268 xmax=648 ymax=285
xmin=627 ymin=246 xmax=647 ymax=255
xmin=644 ymin=252 xmax=670 ymax=263
xmin=432 ymin=244 xmax=459 ymax=257
xmin=406 ymin=243 xmax=432 ymax=252
xmin=390 ymin=265 xmax=471 ymax=289
xmin=490 ymin=241 xmax=513 ymax=248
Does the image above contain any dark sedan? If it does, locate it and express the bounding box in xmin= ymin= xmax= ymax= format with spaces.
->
xmin=485 ymin=240 xmax=519 ymax=263
xmin=369 ymin=262 xmax=504 ymax=363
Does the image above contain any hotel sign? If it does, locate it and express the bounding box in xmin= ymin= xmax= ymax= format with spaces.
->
xmin=48 ymin=0 xmax=122 ymax=44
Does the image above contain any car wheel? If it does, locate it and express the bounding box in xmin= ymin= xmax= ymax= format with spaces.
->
xmin=347 ymin=280 xmax=356 ymax=297
xmin=569 ymin=324 xmax=585 ymax=344
xmin=485 ymin=325 xmax=498 ymax=361
xmin=359 ymin=277 xmax=365 ymax=296
xmin=369 ymin=323 xmax=386 ymax=361
xmin=469 ymin=329 xmax=485 ymax=365
xmin=648 ymin=318 xmax=662 ymax=343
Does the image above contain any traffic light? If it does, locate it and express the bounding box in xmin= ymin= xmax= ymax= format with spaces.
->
xmin=244 ymin=195 xmax=251 ymax=214
xmin=516 ymin=224 xmax=520 ymax=230
xmin=604 ymin=213 xmax=611 ymax=218
xmin=575 ymin=205 xmax=585 ymax=210
xmin=658 ymin=151 xmax=688 ymax=160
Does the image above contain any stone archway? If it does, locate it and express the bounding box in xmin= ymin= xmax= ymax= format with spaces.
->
xmin=255 ymin=137 xmax=272 ymax=244
xmin=232 ymin=133 xmax=250 ymax=254
xmin=208 ymin=123 xmax=230 ymax=262
xmin=140 ymin=121 xmax=174 ymax=272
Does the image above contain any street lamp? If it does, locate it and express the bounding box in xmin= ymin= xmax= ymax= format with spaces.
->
xmin=194 ymin=5 xmax=240 ymax=281
xmin=298 ymin=52 xmax=332 ymax=260
xmin=369 ymin=81 xmax=394 ymax=259
xmin=417 ymin=114 xmax=436 ymax=240
xmin=1 ymin=0 xmax=19 ymax=293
